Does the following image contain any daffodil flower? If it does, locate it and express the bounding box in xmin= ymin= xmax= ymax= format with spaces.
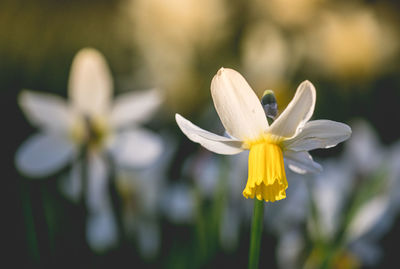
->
xmin=176 ymin=68 xmax=351 ymax=202
xmin=15 ymin=48 xmax=163 ymax=251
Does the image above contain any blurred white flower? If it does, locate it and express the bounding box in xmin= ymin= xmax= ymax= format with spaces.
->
xmin=190 ymin=151 xmax=252 ymax=250
xmin=308 ymin=122 xmax=393 ymax=265
xmin=117 ymin=170 xmax=162 ymax=258
xmin=129 ymin=0 xmax=228 ymax=53
xmin=219 ymin=204 xmax=241 ymax=251
xmin=306 ymin=5 xmax=399 ymax=82
xmin=176 ymin=68 xmax=351 ymax=202
xmin=345 ymin=195 xmax=389 ymax=243
xmin=241 ymin=23 xmax=291 ymax=93
xmin=126 ymin=0 xmax=230 ymax=112
xmin=275 ymin=119 xmax=398 ymax=268
xmin=309 ymin=159 xmax=353 ymax=241
xmin=343 ymin=120 xmax=385 ymax=176
xmin=116 ymin=135 xmax=176 ymax=259
xmin=276 ymin=230 xmax=304 ymax=269
xmin=161 ymin=183 xmax=195 ymax=224
xmin=251 ymin=0 xmax=324 ymax=28
xmin=388 ymin=141 xmax=400 ymax=208
xmin=15 ymin=48 xmax=163 ymax=252
xmin=266 ymin=171 xmax=309 ymax=234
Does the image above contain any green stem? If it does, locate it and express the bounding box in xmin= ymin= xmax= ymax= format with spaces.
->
xmin=20 ymin=178 xmax=40 ymax=264
xmin=248 ymin=199 xmax=264 ymax=269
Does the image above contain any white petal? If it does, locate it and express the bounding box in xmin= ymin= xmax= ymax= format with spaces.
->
xmin=312 ymin=175 xmax=343 ymax=239
xmin=176 ymin=113 xmax=244 ymax=155
xmin=110 ymin=89 xmax=162 ymax=129
xmin=267 ymin=175 xmax=309 ymax=233
xmin=283 ymin=120 xmax=352 ymax=151
xmin=161 ymin=184 xmax=195 ymax=223
xmin=86 ymin=153 xmax=109 ymax=213
xmin=137 ymin=219 xmax=160 ymax=259
xmin=86 ymin=207 xmax=118 ymax=252
xmin=193 ymin=155 xmax=220 ymax=198
xmin=277 ymin=231 xmax=304 ymax=269
xmin=345 ymin=196 xmax=389 ymax=243
xmin=345 ymin=120 xmax=382 ymax=175
xmin=110 ymin=128 xmax=163 ymax=168
xmin=68 ymin=48 xmax=112 ymax=116
xmin=219 ymin=206 xmax=240 ymax=251
xmin=284 ymin=150 xmax=322 ymax=174
xmin=269 ymin=80 xmax=316 ymax=138
xmin=210 ymin=68 xmax=268 ymax=141
xmin=19 ymin=90 xmax=72 ymax=132
xmin=15 ymin=133 xmax=76 ymax=177
xmin=59 ymin=160 xmax=82 ymax=203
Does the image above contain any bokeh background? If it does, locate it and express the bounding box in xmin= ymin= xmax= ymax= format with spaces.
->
xmin=2 ymin=0 xmax=400 ymax=268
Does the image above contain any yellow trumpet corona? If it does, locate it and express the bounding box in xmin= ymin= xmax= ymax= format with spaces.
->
xmin=243 ymin=136 xmax=287 ymax=202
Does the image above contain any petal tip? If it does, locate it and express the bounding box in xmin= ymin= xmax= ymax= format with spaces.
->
xmin=298 ymin=80 xmax=316 ymax=97
xmin=18 ymin=89 xmax=35 ymax=103
xmin=71 ymin=47 xmax=109 ymax=75
xmin=18 ymin=90 xmax=29 ymax=106
xmin=301 ymin=80 xmax=313 ymax=87
xmin=215 ymin=67 xmax=239 ymax=78
xmin=347 ymin=126 xmax=353 ymax=135
xmin=74 ymin=47 xmax=104 ymax=60
xmin=340 ymin=123 xmax=353 ymax=139
xmin=175 ymin=113 xmax=183 ymax=123
xmin=175 ymin=114 xmax=190 ymax=134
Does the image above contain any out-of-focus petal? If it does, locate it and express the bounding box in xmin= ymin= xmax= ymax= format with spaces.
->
xmin=345 ymin=196 xmax=389 ymax=243
xmin=176 ymin=113 xmax=244 ymax=155
xmin=86 ymin=153 xmax=109 ymax=213
xmin=344 ymin=120 xmax=382 ymax=175
xmin=277 ymin=230 xmax=304 ymax=269
xmin=210 ymin=68 xmax=268 ymax=141
xmin=219 ymin=206 xmax=240 ymax=251
xmin=15 ymin=133 xmax=76 ymax=177
xmin=86 ymin=206 xmax=118 ymax=252
xmin=110 ymin=89 xmax=162 ymax=129
xmin=284 ymin=150 xmax=322 ymax=174
xmin=192 ymin=154 xmax=220 ymax=198
xmin=283 ymin=120 xmax=352 ymax=151
xmin=110 ymin=128 xmax=163 ymax=168
xmin=267 ymin=174 xmax=309 ymax=233
xmin=19 ymin=90 xmax=72 ymax=132
xmin=59 ymin=160 xmax=82 ymax=203
xmin=137 ymin=219 xmax=160 ymax=259
xmin=269 ymin=81 xmax=316 ymax=138
xmin=68 ymin=48 xmax=112 ymax=116
xmin=161 ymin=183 xmax=195 ymax=223
xmin=312 ymin=172 xmax=343 ymax=240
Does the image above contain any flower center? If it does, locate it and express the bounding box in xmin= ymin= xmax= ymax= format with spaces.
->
xmin=86 ymin=116 xmax=108 ymax=150
xmin=243 ymin=138 xmax=288 ymax=202
xmin=69 ymin=115 xmax=109 ymax=151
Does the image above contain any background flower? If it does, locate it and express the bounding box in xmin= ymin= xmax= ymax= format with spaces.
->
xmin=274 ymin=120 xmax=400 ymax=268
xmin=15 ymin=47 xmax=163 ymax=252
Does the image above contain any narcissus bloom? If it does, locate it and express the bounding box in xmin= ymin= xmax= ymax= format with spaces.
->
xmin=15 ymin=48 xmax=163 ymax=251
xmin=176 ymin=68 xmax=351 ymax=202
xmin=16 ymin=48 xmax=163 ymax=179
